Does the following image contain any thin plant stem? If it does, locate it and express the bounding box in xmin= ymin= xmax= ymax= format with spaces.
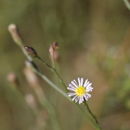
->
xmin=29 ymin=60 xmax=70 ymax=100
xmin=50 ymin=56 xmax=55 ymax=68
xmin=36 ymin=56 xmax=67 ymax=91
xmin=35 ymin=89 xmax=61 ymax=130
xmin=123 ymin=0 xmax=130 ymax=10
xmin=84 ymin=102 xmax=101 ymax=130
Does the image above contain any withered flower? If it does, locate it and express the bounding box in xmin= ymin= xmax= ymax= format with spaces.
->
xmin=24 ymin=46 xmax=38 ymax=57
xmin=49 ymin=42 xmax=59 ymax=63
xmin=7 ymin=72 xmax=19 ymax=86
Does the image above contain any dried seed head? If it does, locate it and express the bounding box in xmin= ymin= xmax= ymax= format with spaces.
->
xmin=52 ymin=42 xmax=59 ymax=49
xmin=49 ymin=41 xmax=59 ymax=62
xmin=7 ymin=72 xmax=19 ymax=86
xmin=24 ymin=61 xmax=40 ymax=87
xmin=24 ymin=46 xmax=38 ymax=57
xmin=8 ymin=24 xmax=16 ymax=32
xmin=8 ymin=24 xmax=22 ymax=44
xmin=25 ymin=94 xmax=37 ymax=110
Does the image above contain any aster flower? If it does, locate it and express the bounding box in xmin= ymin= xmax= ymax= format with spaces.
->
xmin=67 ymin=77 xmax=93 ymax=104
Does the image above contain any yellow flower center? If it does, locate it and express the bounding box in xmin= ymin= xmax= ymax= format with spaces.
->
xmin=75 ymin=86 xmax=86 ymax=96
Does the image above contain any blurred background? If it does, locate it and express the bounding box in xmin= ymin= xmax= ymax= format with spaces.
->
xmin=1 ymin=0 xmax=130 ymax=130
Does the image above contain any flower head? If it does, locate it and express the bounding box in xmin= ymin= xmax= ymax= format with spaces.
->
xmin=67 ymin=77 xmax=93 ymax=104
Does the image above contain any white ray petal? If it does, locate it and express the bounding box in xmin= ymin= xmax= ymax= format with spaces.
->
xmin=78 ymin=77 xmax=81 ymax=86
xmin=80 ymin=78 xmax=84 ymax=86
xmin=85 ymin=93 xmax=91 ymax=99
xmin=68 ymin=92 xmax=76 ymax=97
xmin=67 ymin=87 xmax=76 ymax=91
xmin=71 ymin=81 xmax=78 ymax=88
xmin=86 ymin=83 xmax=92 ymax=88
xmin=75 ymin=96 xmax=79 ymax=103
xmin=84 ymin=79 xmax=89 ymax=87
xmin=87 ymin=86 xmax=93 ymax=92
xmin=72 ymin=95 xmax=77 ymax=101
xmin=69 ymin=83 xmax=76 ymax=89
xmin=84 ymin=95 xmax=89 ymax=101
xmin=69 ymin=84 xmax=76 ymax=89
xmin=78 ymin=96 xmax=84 ymax=104
xmin=72 ymin=80 xmax=79 ymax=88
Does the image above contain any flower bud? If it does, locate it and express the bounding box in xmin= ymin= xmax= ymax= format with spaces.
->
xmin=49 ymin=42 xmax=59 ymax=63
xmin=7 ymin=72 xmax=19 ymax=86
xmin=25 ymin=94 xmax=37 ymax=110
xmin=24 ymin=61 xmax=40 ymax=87
xmin=8 ymin=24 xmax=22 ymax=44
xmin=24 ymin=46 xmax=38 ymax=57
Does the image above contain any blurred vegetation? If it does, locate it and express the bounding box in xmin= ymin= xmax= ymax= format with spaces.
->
xmin=1 ymin=0 xmax=130 ymax=130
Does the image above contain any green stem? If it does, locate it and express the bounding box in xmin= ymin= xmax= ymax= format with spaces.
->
xmin=36 ymin=56 xmax=67 ymax=91
xmin=84 ymin=102 xmax=101 ymax=130
xmin=35 ymin=90 xmax=61 ymax=130
xmin=29 ymin=61 xmax=69 ymax=100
